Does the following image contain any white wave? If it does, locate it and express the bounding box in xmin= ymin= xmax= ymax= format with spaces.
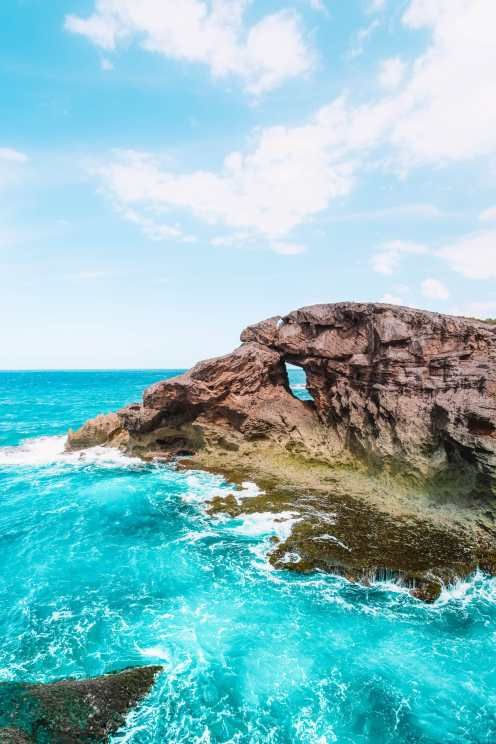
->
xmin=227 ymin=511 xmax=298 ymax=540
xmin=0 ymin=435 xmax=67 ymax=466
xmin=182 ymin=475 xmax=262 ymax=507
xmin=435 ymin=569 xmax=496 ymax=607
xmin=0 ymin=435 xmax=142 ymax=468
xmin=236 ymin=480 xmax=264 ymax=500
xmin=137 ymin=645 xmax=170 ymax=662
xmin=182 ymin=473 xmax=226 ymax=503
xmin=177 ymin=530 xmax=218 ymax=543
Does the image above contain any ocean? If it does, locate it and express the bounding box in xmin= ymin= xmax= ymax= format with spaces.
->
xmin=0 ymin=370 xmax=495 ymax=743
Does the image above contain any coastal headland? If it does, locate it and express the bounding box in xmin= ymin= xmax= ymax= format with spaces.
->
xmin=67 ymin=303 xmax=496 ymax=601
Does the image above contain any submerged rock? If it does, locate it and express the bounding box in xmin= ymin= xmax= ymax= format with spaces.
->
xmin=0 ymin=666 xmax=162 ymax=743
xmin=67 ymin=303 xmax=496 ymax=598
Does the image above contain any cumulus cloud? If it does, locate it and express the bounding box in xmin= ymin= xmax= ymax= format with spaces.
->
xmin=371 ymin=240 xmax=428 ymax=275
xmin=378 ymin=57 xmax=406 ymax=90
xmin=392 ymin=0 xmax=496 ymax=163
xmin=65 ymin=0 xmax=312 ymax=94
xmin=437 ymin=231 xmax=496 ymax=279
xmin=353 ymin=0 xmax=496 ymax=165
xmin=95 ymin=101 xmax=358 ymax=245
xmin=89 ymin=0 xmax=496 ymax=250
xmin=421 ymin=277 xmax=449 ymax=300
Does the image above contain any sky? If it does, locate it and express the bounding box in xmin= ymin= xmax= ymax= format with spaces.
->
xmin=1 ymin=0 xmax=496 ymax=369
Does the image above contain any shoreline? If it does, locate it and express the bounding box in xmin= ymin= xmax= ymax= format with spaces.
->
xmin=173 ymin=445 xmax=496 ymax=602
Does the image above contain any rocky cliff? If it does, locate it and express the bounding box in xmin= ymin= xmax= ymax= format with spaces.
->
xmin=69 ymin=302 xmax=496 ymax=500
xmin=67 ymin=303 xmax=496 ymax=599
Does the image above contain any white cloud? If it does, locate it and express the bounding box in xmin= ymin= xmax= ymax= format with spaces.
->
xmin=350 ymin=0 xmax=496 ymax=165
xmin=378 ymin=57 xmax=406 ymax=90
xmin=96 ymin=102 xmax=357 ymax=243
xmin=380 ymin=293 xmax=403 ymax=305
xmin=392 ymin=0 xmax=496 ymax=163
xmin=437 ymin=230 xmax=496 ymax=279
xmin=0 ymin=148 xmax=28 ymax=163
xmin=421 ymin=277 xmax=449 ymax=300
xmin=371 ymin=240 xmax=428 ymax=275
xmin=89 ymin=0 xmax=496 ymax=249
xmin=119 ymin=206 xmax=196 ymax=243
xmin=65 ymin=0 xmax=312 ymax=94
xmin=480 ymin=207 xmax=496 ymax=222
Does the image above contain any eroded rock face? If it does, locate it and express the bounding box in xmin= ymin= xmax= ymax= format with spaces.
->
xmin=244 ymin=303 xmax=496 ymax=497
xmin=0 ymin=666 xmax=162 ymax=743
xmin=67 ymin=303 xmax=496 ymax=499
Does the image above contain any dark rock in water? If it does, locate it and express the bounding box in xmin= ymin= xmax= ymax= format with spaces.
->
xmin=66 ymin=302 xmax=496 ymax=599
xmin=0 ymin=730 xmax=32 ymax=743
xmin=0 ymin=666 xmax=162 ymax=743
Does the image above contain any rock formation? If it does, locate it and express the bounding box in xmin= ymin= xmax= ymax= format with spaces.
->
xmin=68 ymin=302 xmax=496 ymax=501
xmin=0 ymin=666 xmax=162 ymax=743
xmin=66 ymin=303 xmax=496 ymax=599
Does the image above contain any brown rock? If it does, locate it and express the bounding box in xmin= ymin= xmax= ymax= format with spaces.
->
xmin=67 ymin=303 xmax=496 ymax=500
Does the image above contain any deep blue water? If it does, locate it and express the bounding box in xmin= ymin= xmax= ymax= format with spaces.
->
xmin=0 ymin=371 xmax=495 ymax=743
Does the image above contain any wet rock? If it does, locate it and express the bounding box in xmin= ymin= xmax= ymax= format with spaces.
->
xmin=0 ymin=730 xmax=32 ymax=744
xmin=67 ymin=413 xmax=124 ymax=451
xmin=0 ymin=666 xmax=162 ymax=743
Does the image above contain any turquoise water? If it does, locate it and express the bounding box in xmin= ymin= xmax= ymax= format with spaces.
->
xmin=0 ymin=371 xmax=495 ymax=743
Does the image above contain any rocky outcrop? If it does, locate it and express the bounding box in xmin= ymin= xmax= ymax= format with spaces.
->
xmin=68 ymin=303 xmax=496 ymax=501
xmin=66 ymin=303 xmax=496 ymax=600
xmin=0 ymin=666 xmax=162 ymax=743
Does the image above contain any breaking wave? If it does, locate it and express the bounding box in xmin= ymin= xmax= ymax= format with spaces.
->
xmin=0 ymin=435 xmax=143 ymax=468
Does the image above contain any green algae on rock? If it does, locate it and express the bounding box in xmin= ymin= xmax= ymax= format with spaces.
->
xmin=202 ymin=453 xmax=495 ymax=602
xmin=0 ymin=666 xmax=162 ymax=743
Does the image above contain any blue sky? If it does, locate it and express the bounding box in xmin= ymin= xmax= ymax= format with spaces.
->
xmin=1 ymin=0 xmax=496 ymax=368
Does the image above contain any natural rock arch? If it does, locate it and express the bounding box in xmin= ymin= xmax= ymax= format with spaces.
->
xmin=68 ymin=302 xmax=496 ymax=501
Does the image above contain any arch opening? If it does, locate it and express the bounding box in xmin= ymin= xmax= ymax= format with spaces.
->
xmin=284 ymin=362 xmax=314 ymax=402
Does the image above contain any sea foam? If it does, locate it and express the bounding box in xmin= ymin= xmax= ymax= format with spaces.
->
xmin=0 ymin=435 xmax=142 ymax=468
